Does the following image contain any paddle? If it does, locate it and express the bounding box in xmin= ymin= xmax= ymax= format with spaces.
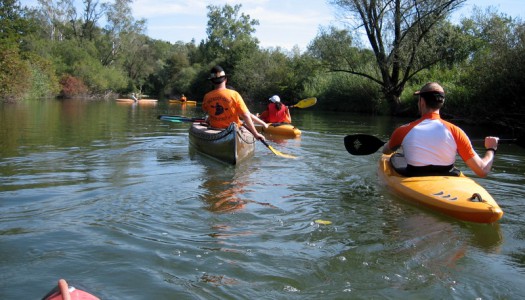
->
xmin=344 ymin=134 xmax=387 ymax=155
xmin=157 ymin=115 xmax=205 ymax=123
xmin=344 ymin=134 xmax=520 ymax=156
xmin=241 ymin=123 xmax=296 ymax=159
xmin=290 ymin=97 xmax=317 ymax=109
xmin=259 ymin=138 xmax=297 ymax=159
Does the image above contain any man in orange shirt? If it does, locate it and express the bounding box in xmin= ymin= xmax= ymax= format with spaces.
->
xmin=382 ymin=82 xmax=499 ymax=177
xmin=202 ymin=65 xmax=266 ymax=141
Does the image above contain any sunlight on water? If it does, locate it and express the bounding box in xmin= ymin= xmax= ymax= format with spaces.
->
xmin=0 ymin=100 xmax=524 ymax=299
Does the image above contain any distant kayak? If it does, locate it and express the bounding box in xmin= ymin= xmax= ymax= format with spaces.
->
xmin=116 ymin=98 xmax=158 ymax=104
xmin=378 ymin=153 xmax=503 ymax=223
xmin=255 ymin=123 xmax=301 ymax=138
xmin=42 ymin=279 xmax=100 ymax=300
xmin=169 ymin=99 xmax=197 ymax=105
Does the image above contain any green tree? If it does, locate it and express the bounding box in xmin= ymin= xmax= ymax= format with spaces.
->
xmin=454 ymin=8 xmax=525 ymax=128
xmin=154 ymin=41 xmax=197 ymax=98
xmin=1 ymin=0 xmax=36 ymax=43
xmin=36 ymin=0 xmax=76 ymax=41
xmin=24 ymin=51 xmax=60 ymax=98
xmin=101 ymin=0 xmax=145 ymax=66
xmin=203 ymin=4 xmax=259 ymax=70
xmin=79 ymin=0 xmax=105 ymax=42
xmin=0 ymin=44 xmax=31 ymax=102
xmin=327 ymin=0 xmax=466 ymax=114
xmin=232 ymin=47 xmax=319 ymax=104
xmin=0 ymin=0 xmax=46 ymax=102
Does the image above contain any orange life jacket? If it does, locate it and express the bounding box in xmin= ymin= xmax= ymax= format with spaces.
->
xmin=266 ymin=103 xmax=291 ymax=123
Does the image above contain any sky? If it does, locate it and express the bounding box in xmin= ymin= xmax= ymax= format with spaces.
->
xmin=134 ymin=0 xmax=337 ymax=50
xmin=20 ymin=0 xmax=525 ymax=51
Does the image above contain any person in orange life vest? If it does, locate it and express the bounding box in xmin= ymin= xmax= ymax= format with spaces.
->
xmin=202 ymin=65 xmax=266 ymax=141
xmin=181 ymin=94 xmax=187 ymax=102
xmin=382 ymin=82 xmax=499 ymax=177
xmin=259 ymin=95 xmax=292 ymax=123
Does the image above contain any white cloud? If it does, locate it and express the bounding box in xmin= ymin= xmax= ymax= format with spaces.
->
xmin=139 ymin=0 xmax=335 ymax=50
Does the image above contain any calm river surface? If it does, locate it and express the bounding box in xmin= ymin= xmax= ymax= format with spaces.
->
xmin=1 ymin=99 xmax=524 ymax=299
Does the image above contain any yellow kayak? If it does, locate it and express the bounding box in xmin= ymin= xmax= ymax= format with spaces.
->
xmin=255 ymin=123 xmax=301 ymax=138
xmin=378 ymin=153 xmax=503 ymax=223
xmin=169 ymin=99 xmax=197 ymax=105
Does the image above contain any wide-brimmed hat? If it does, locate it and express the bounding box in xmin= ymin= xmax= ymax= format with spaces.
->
xmin=208 ymin=65 xmax=227 ymax=84
xmin=269 ymin=95 xmax=280 ymax=103
xmin=414 ymin=82 xmax=445 ymax=96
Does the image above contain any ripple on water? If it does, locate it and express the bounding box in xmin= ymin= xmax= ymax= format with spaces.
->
xmin=2 ymin=106 xmax=525 ymax=299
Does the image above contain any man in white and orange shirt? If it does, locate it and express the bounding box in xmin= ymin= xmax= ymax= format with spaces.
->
xmin=382 ymin=82 xmax=499 ymax=177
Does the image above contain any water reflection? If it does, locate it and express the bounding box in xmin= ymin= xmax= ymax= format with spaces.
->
xmin=333 ymin=211 xmax=504 ymax=293
xmin=194 ymin=154 xmax=276 ymax=213
xmin=201 ymin=175 xmax=247 ymax=212
xmin=462 ymin=222 xmax=503 ymax=252
xmin=382 ymin=200 xmax=503 ymax=254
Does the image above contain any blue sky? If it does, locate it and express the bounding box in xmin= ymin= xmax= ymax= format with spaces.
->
xmin=134 ymin=0 xmax=524 ymax=51
xmin=20 ymin=0 xmax=525 ymax=51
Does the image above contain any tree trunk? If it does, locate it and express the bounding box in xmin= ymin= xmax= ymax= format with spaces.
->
xmin=385 ymin=89 xmax=402 ymax=115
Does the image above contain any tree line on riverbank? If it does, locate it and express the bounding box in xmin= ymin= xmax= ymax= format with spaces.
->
xmin=1 ymin=0 xmax=524 ymax=131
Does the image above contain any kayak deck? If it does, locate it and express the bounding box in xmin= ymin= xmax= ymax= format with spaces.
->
xmin=255 ymin=123 xmax=301 ymax=138
xmin=378 ymin=154 xmax=503 ymax=223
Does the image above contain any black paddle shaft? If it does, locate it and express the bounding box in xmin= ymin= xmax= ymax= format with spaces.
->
xmin=344 ymin=134 xmax=522 ymax=156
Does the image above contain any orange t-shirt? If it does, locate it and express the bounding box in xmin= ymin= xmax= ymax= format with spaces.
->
xmin=202 ymin=88 xmax=249 ymax=128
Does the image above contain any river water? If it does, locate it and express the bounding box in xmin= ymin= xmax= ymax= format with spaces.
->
xmin=1 ymin=99 xmax=524 ymax=299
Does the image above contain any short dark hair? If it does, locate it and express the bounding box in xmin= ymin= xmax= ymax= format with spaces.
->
xmin=419 ymin=92 xmax=445 ymax=109
xmin=208 ymin=65 xmax=227 ymax=84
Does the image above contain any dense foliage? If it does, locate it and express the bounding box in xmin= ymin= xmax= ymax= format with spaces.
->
xmin=325 ymin=0 xmax=468 ymax=113
xmin=0 ymin=1 xmax=524 ymax=131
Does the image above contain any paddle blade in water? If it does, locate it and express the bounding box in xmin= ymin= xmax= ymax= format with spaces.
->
xmin=271 ymin=146 xmax=297 ymax=159
xmin=344 ymin=134 xmax=386 ymax=155
xmin=260 ymin=140 xmax=296 ymax=159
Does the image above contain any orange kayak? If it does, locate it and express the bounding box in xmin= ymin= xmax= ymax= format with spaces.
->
xmin=116 ymin=98 xmax=158 ymax=104
xmin=43 ymin=279 xmax=100 ymax=300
